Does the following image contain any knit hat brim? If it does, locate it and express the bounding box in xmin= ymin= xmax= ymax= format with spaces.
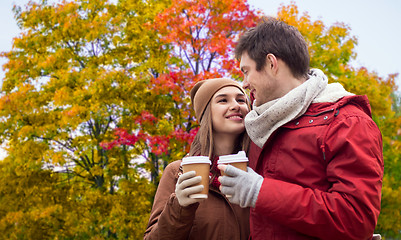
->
xmin=190 ymin=78 xmax=246 ymax=122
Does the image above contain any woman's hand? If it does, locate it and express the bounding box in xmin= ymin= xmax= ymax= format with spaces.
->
xmin=175 ymin=171 xmax=205 ymax=207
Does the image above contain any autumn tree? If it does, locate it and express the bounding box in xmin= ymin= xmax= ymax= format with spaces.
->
xmin=103 ymin=0 xmax=260 ymax=185
xmin=0 ymin=0 xmax=169 ymax=238
xmin=277 ymin=3 xmax=401 ymax=238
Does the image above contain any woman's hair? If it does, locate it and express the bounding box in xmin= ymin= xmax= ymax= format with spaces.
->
xmin=189 ymin=98 xmax=250 ymax=159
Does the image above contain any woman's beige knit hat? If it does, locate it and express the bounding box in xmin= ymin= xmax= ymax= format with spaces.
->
xmin=190 ymin=78 xmax=245 ymax=122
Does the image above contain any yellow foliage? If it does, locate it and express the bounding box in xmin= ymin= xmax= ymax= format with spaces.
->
xmin=91 ymin=165 xmax=104 ymax=176
xmin=18 ymin=125 xmax=34 ymax=138
xmin=54 ymin=87 xmax=72 ymax=106
xmin=0 ymin=0 xmax=167 ymax=237
xmin=378 ymin=176 xmax=401 ymax=234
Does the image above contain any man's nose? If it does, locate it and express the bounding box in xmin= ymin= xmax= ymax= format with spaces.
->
xmin=242 ymin=77 xmax=249 ymax=89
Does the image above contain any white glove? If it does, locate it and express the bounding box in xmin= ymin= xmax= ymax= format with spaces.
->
xmin=219 ymin=165 xmax=263 ymax=208
xmin=175 ymin=171 xmax=205 ymax=207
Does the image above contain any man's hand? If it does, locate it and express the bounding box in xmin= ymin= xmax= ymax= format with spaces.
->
xmin=218 ymin=165 xmax=263 ymax=208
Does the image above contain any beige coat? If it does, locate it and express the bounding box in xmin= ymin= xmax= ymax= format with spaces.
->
xmin=144 ymin=160 xmax=250 ymax=240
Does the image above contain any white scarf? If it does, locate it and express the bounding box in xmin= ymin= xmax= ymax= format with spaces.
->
xmin=244 ymin=69 xmax=353 ymax=148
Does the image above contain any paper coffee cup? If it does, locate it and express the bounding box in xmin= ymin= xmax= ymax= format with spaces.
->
xmin=181 ymin=156 xmax=211 ymax=199
xmin=218 ymin=151 xmax=248 ymax=173
xmin=217 ymin=151 xmax=248 ymax=197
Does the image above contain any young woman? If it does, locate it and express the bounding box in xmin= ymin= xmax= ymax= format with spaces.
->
xmin=144 ymin=78 xmax=251 ymax=240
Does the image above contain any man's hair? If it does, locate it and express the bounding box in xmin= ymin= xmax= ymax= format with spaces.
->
xmin=235 ymin=17 xmax=310 ymax=78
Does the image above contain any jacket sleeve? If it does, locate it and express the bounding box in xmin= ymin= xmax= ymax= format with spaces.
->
xmin=144 ymin=161 xmax=199 ymax=240
xmin=254 ymin=114 xmax=383 ymax=240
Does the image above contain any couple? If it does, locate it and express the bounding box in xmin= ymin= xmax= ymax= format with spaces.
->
xmin=144 ymin=18 xmax=383 ymax=240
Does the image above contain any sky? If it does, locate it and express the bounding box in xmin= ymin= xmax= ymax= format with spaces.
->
xmin=249 ymin=0 xmax=401 ymax=87
xmin=0 ymin=0 xmax=400 ymax=157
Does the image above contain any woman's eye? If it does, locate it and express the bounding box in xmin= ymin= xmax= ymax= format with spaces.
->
xmin=237 ymin=98 xmax=246 ymax=103
xmin=218 ymin=99 xmax=227 ymax=103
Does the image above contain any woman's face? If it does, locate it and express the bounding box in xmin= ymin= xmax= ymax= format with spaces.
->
xmin=210 ymin=86 xmax=249 ymax=136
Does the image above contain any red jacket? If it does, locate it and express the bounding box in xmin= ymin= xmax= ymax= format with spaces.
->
xmin=248 ymin=95 xmax=383 ymax=240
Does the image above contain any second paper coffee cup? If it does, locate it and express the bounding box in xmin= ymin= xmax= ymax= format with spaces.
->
xmin=217 ymin=151 xmax=249 ymax=198
xmin=217 ymin=151 xmax=249 ymax=174
xmin=181 ymin=156 xmax=211 ymax=199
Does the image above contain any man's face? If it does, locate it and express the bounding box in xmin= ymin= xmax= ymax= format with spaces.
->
xmin=239 ymin=52 xmax=280 ymax=107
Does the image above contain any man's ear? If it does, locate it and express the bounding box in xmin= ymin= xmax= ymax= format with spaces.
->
xmin=266 ymin=53 xmax=278 ymax=75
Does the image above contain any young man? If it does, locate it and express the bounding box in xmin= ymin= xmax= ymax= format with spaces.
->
xmin=218 ymin=18 xmax=383 ymax=240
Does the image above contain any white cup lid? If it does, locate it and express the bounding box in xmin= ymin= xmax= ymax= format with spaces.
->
xmin=181 ymin=156 xmax=211 ymax=166
xmin=217 ymin=151 xmax=248 ymax=164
